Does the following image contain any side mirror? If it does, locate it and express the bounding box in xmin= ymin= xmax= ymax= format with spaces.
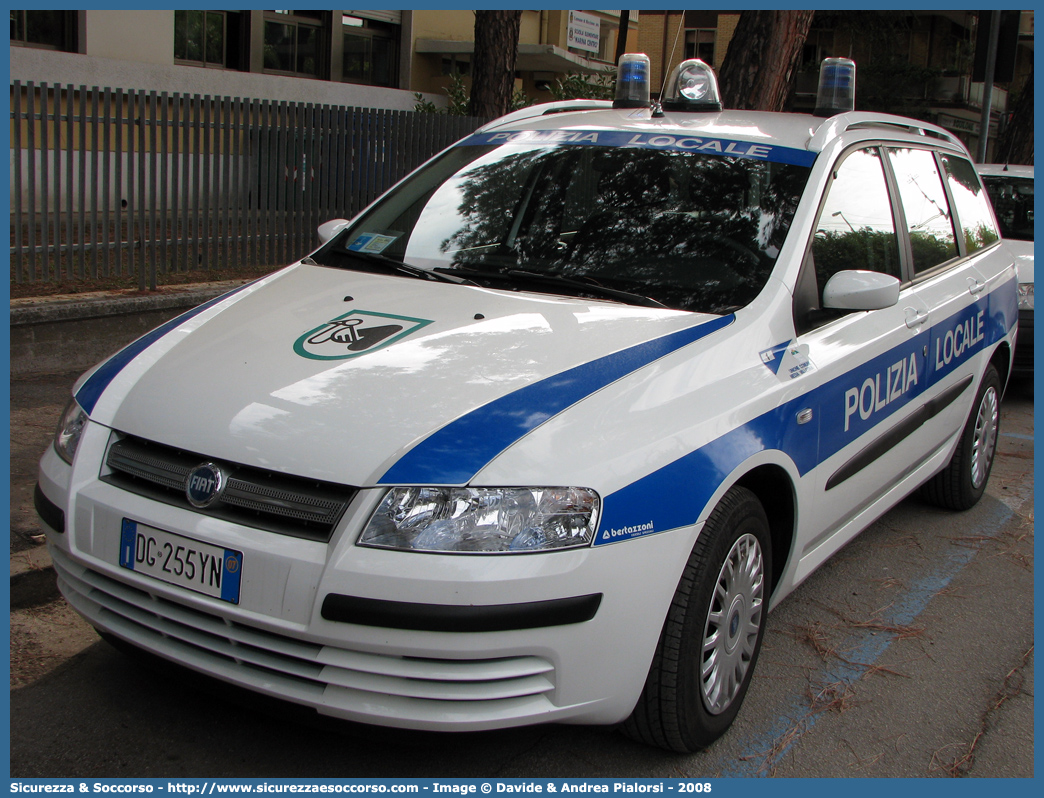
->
xmin=317 ymin=219 xmax=351 ymax=245
xmin=823 ymin=270 xmax=900 ymax=311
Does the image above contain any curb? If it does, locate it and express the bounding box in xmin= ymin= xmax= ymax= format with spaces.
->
xmin=10 ymin=280 xmax=251 ymax=327
xmin=10 ymin=280 xmax=255 ymax=378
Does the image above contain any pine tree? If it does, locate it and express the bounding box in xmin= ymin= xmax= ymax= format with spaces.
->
xmin=469 ymin=11 xmax=523 ymax=118
xmin=718 ymin=11 xmax=815 ymax=111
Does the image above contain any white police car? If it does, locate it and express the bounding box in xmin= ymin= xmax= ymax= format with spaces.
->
xmin=977 ymin=163 xmax=1033 ymax=375
xmin=37 ymin=56 xmax=1017 ymax=753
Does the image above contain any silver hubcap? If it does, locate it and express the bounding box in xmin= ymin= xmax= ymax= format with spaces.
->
xmin=700 ymin=533 xmax=764 ymax=715
xmin=970 ymin=385 xmax=999 ymax=489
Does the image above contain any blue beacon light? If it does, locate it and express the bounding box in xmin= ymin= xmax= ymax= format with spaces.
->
xmin=814 ymin=57 xmax=857 ymax=117
xmin=614 ymin=53 xmax=651 ymax=109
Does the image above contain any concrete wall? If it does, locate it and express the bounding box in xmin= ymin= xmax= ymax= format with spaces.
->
xmin=11 ymin=47 xmax=443 ymax=112
xmin=84 ymin=10 xmax=172 ymax=65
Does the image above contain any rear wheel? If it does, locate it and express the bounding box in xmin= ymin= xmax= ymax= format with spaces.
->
xmin=921 ymin=364 xmax=1001 ymax=511
xmin=622 ymin=486 xmax=771 ymax=752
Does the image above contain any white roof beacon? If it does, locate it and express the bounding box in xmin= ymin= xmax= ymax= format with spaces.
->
xmin=814 ymin=57 xmax=857 ymax=117
xmin=660 ymin=59 xmax=723 ymax=112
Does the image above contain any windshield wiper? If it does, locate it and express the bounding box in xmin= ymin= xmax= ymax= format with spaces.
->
xmin=436 ymin=266 xmax=668 ymax=309
xmin=332 ymin=249 xmax=471 ymax=285
xmin=509 ymin=270 xmax=669 ymax=308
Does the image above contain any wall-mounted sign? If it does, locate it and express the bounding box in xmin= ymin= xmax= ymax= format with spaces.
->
xmin=568 ymin=11 xmax=600 ymax=54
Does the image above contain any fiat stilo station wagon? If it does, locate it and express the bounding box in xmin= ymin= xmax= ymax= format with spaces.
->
xmin=37 ymin=56 xmax=1017 ymax=752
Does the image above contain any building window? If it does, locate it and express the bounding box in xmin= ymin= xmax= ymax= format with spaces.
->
xmin=684 ymin=29 xmax=715 ymax=64
xmin=802 ymin=29 xmax=835 ymax=68
xmin=441 ymin=56 xmax=469 ymax=77
xmin=174 ymin=10 xmax=226 ymax=67
xmin=10 ymin=10 xmax=76 ymax=51
xmin=342 ymin=15 xmax=398 ymax=87
xmin=263 ymin=10 xmax=326 ymax=77
xmin=593 ymin=18 xmax=621 ymax=63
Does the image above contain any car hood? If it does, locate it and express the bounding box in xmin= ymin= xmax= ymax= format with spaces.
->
xmin=84 ymin=263 xmax=725 ymax=487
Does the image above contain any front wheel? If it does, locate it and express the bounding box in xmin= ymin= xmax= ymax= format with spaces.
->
xmin=921 ymin=364 xmax=1001 ymax=511
xmin=622 ymin=486 xmax=771 ymax=753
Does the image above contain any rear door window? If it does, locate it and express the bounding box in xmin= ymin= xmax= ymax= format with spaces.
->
xmin=887 ymin=147 xmax=959 ymax=273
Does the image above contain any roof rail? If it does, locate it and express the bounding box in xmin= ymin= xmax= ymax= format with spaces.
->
xmin=476 ymin=100 xmax=614 ymax=133
xmin=807 ymin=111 xmax=964 ymax=153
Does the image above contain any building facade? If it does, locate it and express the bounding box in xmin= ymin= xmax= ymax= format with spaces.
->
xmin=9 ymin=9 xmax=638 ymax=111
xmin=635 ymin=10 xmax=1033 ymax=162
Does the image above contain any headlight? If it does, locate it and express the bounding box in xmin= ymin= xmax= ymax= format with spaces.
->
xmin=360 ymin=486 xmax=600 ymax=554
xmin=54 ymin=399 xmax=88 ymax=465
xmin=1018 ymin=282 xmax=1033 ymax=310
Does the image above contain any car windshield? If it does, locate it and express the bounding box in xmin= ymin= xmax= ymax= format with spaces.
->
xmin=981 ymin=175 xmax=1034 ymax=241
xmin=313 ymin=133 xmax=812 ymax=313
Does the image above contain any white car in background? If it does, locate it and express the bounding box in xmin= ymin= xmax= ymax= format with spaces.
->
xmin=977 ymin=163 xmax=1033 ymax=375
xmin=37 ymin=56 xmax=1018 ymax=752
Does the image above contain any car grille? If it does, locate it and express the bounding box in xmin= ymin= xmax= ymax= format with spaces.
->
xmin=103 ymin=433 xmax=356 ymax=542
xmin=52 ymin=548 xmax=558 ymax=719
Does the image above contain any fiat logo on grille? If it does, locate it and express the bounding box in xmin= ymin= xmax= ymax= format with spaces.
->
xmin=186 ymin=462 xmax=226 ymax=508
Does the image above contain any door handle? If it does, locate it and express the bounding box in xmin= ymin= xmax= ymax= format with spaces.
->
xmin=967 ymin=276 xmax=986 ymax=295
xmin=905 ymin=307 xmax=928 ymax=329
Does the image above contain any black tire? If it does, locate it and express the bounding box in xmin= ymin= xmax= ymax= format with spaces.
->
xmin=920 ymin=364 xmax=1001 ymax=511
xmin=622 ymin=486 xmax=771 ymax=753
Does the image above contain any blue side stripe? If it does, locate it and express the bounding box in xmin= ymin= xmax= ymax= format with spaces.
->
xmin=379 ymin=315 xmax=735 ymax=485
xmin=75 ymin=284 xmax=252 ymax=415
xmin=596 ymin=278 xmax=1018 ymax=544
xmin=458 ymin=130 xmax=819 ymax=168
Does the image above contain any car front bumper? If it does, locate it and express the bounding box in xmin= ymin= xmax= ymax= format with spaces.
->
xmin=38 ymin=430 xmax=697 ymax=732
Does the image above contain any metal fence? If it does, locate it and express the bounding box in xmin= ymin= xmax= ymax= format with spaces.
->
xmin=10 ymin=81 xmax=486 ymax=288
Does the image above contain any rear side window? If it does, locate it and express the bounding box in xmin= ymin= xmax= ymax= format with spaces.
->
xmin=887 ymin=148 xmax=959 ymax=273
xmin=940 ymin=155 xmax=1001 ymax=254
xmin=812 ymin=147 xmax=900 ymax=301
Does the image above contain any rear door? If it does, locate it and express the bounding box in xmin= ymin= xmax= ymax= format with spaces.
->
xmin=896 ymin=150 xmax=1012 ymax=449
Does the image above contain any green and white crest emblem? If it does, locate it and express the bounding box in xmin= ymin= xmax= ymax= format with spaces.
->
xmin=294 ymin=309 xmax=432 ymax=361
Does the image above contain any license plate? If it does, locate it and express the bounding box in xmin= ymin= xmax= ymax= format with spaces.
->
xmin=118 ymin=519 xmax=242 ymax=604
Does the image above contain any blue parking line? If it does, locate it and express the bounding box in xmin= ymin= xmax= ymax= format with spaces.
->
xmin=1000 ymin=432 xmax=1034 ymax=441
xmin=720 ymin=499 xmax=1014 ymax=777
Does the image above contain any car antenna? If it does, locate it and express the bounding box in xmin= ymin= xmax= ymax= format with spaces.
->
xmin=653 ymin=17 xmax=686 ymax=117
